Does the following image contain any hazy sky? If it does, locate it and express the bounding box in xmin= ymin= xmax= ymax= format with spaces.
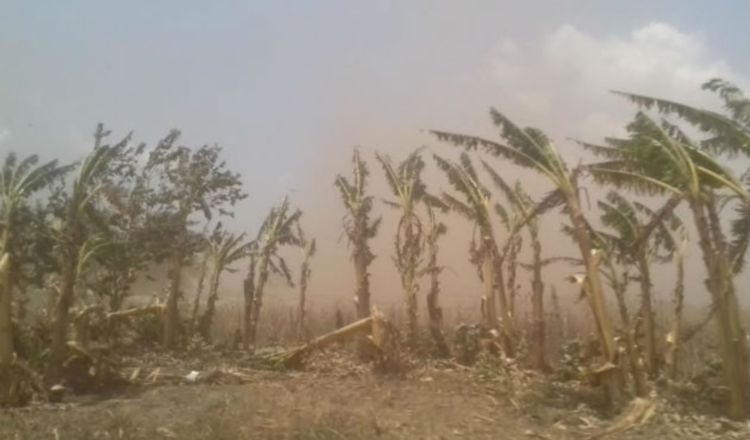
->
xmin=1 ymin=1 xmax=748 ymax=314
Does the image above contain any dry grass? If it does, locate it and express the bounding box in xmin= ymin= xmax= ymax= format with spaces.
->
xmin=207 ymin=296 xmax=719 ymax=374
xmin=0 ymin=366 xmax=533 ymax=440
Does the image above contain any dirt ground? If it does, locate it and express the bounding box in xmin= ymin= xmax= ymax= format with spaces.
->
xmin=1 ymin=351 xmax=748 ymax=440
xmin=0 ymin=367 xmax=537 ymax=440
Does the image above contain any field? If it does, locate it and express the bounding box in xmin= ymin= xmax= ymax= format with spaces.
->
xmin=2 ymin=342 xmax=749 ymax=440
xmin=2 ymin=33 xmax=750 ymax=437
xmin=1 ymin=363 xmax=533 ymax=440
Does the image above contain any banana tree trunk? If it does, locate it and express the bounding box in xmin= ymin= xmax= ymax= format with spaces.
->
xmin=189 ymin=251 xmax=210 ymax=336
xmin=493 ymin=249 xmax=515 ymax=356
xmin=707 ymin=196 xmax=749 ymax=399
xmin=706 ymin=196 xmax=749 ymax=420
xmin=102 ymin=275 xmax=127 ymax=343
xmin=611 ymin=269 xmax=647 ymax=397
xmin=353 ymin=226 xmax=372 ymax=320
xmin=637 ymin=250 xmax=657 ymax=377
xmin=566 ymin=194 xmax=616 ymax=362
xmin=405 ymin=283 xmax=418 ymax=345
xmin=529 ymin=227 xmax=548 ymax=371
xmin=549 ymin=286 xmax=565 ymax=358
xmin=247 ymin=254 xmax=269 ymax=349
xmin=482 ymin=247 xmax=498 ymax=330
xmin=242 ymin=255 xmax=256 ymax=350
xmin=425 ymin=239 xmax=449 ymax=357
xmin=402 ymin=217 xmax=419 ymax=346
xmin=494 ymin=256 xmax=512 ymax=335
xmin=0 ymin=252 xmax=12 ymax=403
xmin=353 ymin=253 xmax=371 ymax=319
xmin=664 ymin=251 xmax=684 ymax=379
xmin=298 ymin=262 xmax=309 ymax=341
xmin=690 ymin=197 xmax=749 ymax=420
xmin=565 ymin=191 xmax=619 ymax=404
xmin=507 ymin=235 xmax=521 ymax=319
xmin=198 ymin=266 xmax=222 ymax=341
xmin=483 ymin=241 xmax=515 ymax=357
xmin=48 ymin=245 xmax=79 ymax=385
xmin=162 ymin=246 xmax=184 ymax=348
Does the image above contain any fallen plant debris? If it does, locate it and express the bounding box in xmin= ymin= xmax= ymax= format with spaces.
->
xmin=3 ymin=345 xmax=750 ymax=439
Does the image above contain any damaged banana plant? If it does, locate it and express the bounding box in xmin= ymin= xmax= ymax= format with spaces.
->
xmin=596 ymin=191 xmax=682 ymax=378
xmin=433 ymin=112 xmax=618 ymax=404
xmin=263 ymin=308 xmax=399 ymax=371
xmin=483 ymin=165 xmax=553 ymax=371
xmin=587 ymin=79 xmax=750 ymax=418
xmin=297 ymin=235 xmax=316 ymax=341
xmin=244 ymin=197 xmax=303 ymax=350
xmin=422 ymin=196 xmax=450 ymax=357
xmin=0 ymin=153 xmax=69 ymax=404
xmin=433 ymin=152 xmax=514 ymax=356
xmin=376 ymin=150 xmax=428 ymax=346
xmin=335 ymin=149 xmax=381 ymax=320
xmin=196 ymin=225 xmax=252 ymax=342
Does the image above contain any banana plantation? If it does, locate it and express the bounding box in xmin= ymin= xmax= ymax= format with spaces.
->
xmin=0 ymin=79 xmax=749 ymax=439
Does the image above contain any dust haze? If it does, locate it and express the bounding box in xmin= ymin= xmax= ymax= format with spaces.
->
xmin=3 ymin=2 xmax=750 ymax=436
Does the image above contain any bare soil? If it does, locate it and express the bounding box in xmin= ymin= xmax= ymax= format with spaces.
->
xmin=0 ymin=367 xmax=535 ymax=440
xmin=1 ymin=349 xmax=748 ymax=440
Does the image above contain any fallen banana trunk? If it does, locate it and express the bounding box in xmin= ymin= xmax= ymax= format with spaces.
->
xmin=73 ymin=302 xmax=164 ymax=322
xmin=263 ymin=308 xmax=397 ymax=369
xmin=105 ymin=303 xmax=164 ymax=322
xmin=72 ymin=302 xmax=165 ymax=348
xmin=263 ymin=315 xmax=375 ymax=368
xmin=73 ymin=302 xmax=164 ymax=324
xmin=586 ymin=397 xmax=657 ymax=439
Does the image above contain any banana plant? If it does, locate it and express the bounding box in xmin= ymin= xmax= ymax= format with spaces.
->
xmin=582 ymin=226 xmax=648 ymax=398
xmin=376 ymin=150 xmax=427 ymax=344
xmin=433 ymin=152 xmax=514 ymax=355
xmin=587 ymin=79 xmax=750 ymax=419
xmin=335 ymin=150 xmax=381 ymax=320
xmin=422 ymin=195 xmax=450 ymax=357
xmin=188 ymin=236 xmax=210 ymax=337
xmin=297 ymin=236 xmax=316 ymax=341
xmin=0 ymin=153 xmax=68 ymax=402
xmin=664 ymin=224 xmax=688 ymax=379
xmin=482 ymin=165 xmax=550 ymax=371
xmin=197 ymin=225 xmax=252 ymax=341
xmin=245 ymin=197 xmax=302 ymax=349
xmin=596 ymin=191 xmax=681 ymax=377
xmin=48 ymin=126 xmax=128 ymax=385
xmin=433 ymin=116 xmax=617 ymax=384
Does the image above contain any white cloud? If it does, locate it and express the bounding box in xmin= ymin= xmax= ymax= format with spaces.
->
xmin=484 ymin=22 xmax=747 ymax=141
xmin=542 ymin=23 xmax=729 ymax=98
xmin=479 ymin=22 xmax=750 ymax=304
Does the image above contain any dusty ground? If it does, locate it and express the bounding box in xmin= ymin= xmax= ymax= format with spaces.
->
xmin=0 ymin=367 xmax=536 ymax=440
xmin=1 ymin=350 xmax=748 ymax=440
